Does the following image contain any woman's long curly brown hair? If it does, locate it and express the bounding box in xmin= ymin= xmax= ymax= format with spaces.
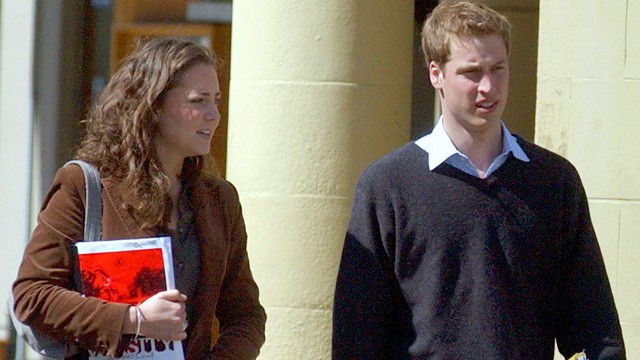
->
xmin=76 ymin=37 xmax=218 ymax=229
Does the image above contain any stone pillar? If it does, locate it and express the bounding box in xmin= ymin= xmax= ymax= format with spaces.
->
xmin=226 ymin=1 xmax=414 ymax=358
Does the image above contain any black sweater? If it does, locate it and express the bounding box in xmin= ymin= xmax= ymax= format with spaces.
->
xmin=333 ymin=139 xmax=625 ymax=359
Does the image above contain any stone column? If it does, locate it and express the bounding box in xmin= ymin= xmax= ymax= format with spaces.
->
xmin=226 ymin=1 xmax=414 ymax=358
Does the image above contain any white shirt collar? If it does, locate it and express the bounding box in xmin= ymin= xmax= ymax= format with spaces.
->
xmin=415 ymin=116 xmax=530 ymax=171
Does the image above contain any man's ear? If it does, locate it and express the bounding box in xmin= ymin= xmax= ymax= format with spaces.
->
xmin=429 ymin=61 xmax=443 ymax=89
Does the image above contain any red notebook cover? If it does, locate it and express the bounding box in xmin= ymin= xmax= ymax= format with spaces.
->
xmin=74 ymin=236 xmax=184 ymax=360
xmin=77 ymin=247 xmax=166 ymax=304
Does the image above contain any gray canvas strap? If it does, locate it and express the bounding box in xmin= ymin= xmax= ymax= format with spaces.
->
xmin=64 ymin=160 xmax=102 ymax=241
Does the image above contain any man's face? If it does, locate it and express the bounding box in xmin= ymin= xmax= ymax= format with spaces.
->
xmin=429 ymin=34 xmax=509 ymax=134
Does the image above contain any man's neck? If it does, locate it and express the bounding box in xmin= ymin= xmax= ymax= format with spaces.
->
xmin=442 ymin=117 xmax=503 ymax=177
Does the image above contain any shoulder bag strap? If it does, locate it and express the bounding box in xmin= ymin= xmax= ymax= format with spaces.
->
xmin=64 ymin=160 xmax=102 ymax=241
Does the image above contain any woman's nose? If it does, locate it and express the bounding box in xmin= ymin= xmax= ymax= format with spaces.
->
xmin=206 ymin=104 xmax=220 ymax=122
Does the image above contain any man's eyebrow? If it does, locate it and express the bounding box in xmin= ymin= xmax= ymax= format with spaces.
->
xmin=457 ymin=58 xmax=508 ymax=71
xmin=457 ymin=63 xmax=481 ymax=72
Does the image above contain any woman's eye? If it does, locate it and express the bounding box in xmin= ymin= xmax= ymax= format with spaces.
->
xmin=190 ymin=98 xmax=204 ymax=103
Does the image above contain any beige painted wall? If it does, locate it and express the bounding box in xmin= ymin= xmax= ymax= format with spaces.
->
xmin=536 ymin=0 xmax=640 ymax=358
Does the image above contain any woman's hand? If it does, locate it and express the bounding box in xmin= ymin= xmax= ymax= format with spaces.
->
xmin=136 ymin=290 xmax=188 ymax=341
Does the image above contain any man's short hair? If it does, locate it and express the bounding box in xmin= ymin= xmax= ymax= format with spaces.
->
xmin=421 ymin=0 xmax=512 ymax=66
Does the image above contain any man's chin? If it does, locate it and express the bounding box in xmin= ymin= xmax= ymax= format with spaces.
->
xmin=470 ymin=115 xmax=501 ymax=126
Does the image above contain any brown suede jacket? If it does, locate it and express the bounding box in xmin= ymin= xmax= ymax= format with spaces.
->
xmin=12 ymin=164 xmax=266 ymax=359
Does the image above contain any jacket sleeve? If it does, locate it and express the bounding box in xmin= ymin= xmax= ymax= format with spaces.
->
xmin=332 ymin=169 xmax=403 ymax=360
xmin=555 ymin=168 xmax=626 ymax=359
xmin=208 ymin=182 xmax=266 ymax=359
xmin=12 ymin=165 xmax=130 ymax=357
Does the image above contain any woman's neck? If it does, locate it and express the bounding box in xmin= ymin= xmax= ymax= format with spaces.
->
xmin=155 ymin=141 xmax=185 ymax=181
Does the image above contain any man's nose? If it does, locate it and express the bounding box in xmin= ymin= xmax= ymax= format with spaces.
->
xmin=477 ymin=73 xmax=494 ymax=93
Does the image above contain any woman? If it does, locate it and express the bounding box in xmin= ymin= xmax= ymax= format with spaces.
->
xmin=12 ymin=38 xmax=266 ymax=359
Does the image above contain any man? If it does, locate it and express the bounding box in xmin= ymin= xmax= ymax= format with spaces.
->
xmin=332 ymin=1 xmax=625 ymax=359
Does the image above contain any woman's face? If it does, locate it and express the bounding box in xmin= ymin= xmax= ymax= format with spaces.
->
xmin=154 ymin=63 xmax=221 ymax=173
